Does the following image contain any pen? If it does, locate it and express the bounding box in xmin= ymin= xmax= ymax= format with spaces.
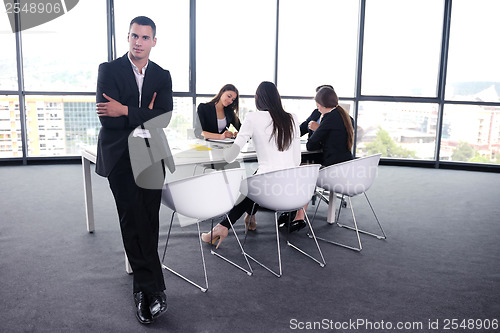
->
xmin=226 ymin=127 xmax=235 ymax=139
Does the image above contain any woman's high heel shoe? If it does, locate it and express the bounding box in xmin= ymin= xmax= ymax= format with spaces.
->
xmin=244 ymin=214 xmax=257 ymax=233
xmin=201 ymin=224 xmax=228 ymax=249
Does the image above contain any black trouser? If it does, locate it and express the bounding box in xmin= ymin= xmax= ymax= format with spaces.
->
xmin=220 ymin=196 xmax=259 ymax=229
xmin=108 ymin=150 xmax=165 ymax=294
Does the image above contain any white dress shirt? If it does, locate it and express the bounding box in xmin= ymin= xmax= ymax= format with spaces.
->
xmin=127 ymin=52 xmax=149 ymax=107
xmin=225 ymin=111 xmax=301 ymax=174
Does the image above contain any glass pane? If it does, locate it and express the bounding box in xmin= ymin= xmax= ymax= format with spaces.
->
xmin=25 ymin=95 xmax=100 ymax=157
xmin=166 ymin=97 xmax=194 ymax=144
xmin=0 ymin=95 xmax=22 ymax=158
xmin=196 ymin=0 xmax=276 ymax=95
xmin=440 ymin=104 xmax=500 ymax=164
xmin=22 ymin=0 xmax=107 ymax=92
xmin=0 ymin=18 xmax=17 ymax=91
xmin=362 ymin=0 xmax=444 ymax=97
xmin=356 ymin=101 xmax=438 ymax=159
xmin=114 ymin=0 xmax=190 ymax=92
xmin=278 ymin=0 xmax=359 ymax=97
xmin=445 ymin=0 xmax=500 ymax=102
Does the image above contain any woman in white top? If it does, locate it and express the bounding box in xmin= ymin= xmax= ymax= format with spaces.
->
xmin=201 ymin=81 xmax=301 ymax=248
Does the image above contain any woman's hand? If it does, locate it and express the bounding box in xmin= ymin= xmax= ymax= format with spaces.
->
xmin=223 ymin=131 xmax=235 ymax=139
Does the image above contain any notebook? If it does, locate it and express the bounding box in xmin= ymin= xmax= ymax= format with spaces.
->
xmin=206 ymin=138 xmax=235 ymax=143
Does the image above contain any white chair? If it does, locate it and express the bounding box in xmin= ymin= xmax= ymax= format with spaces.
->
xmin=311 ymin=153 xmax=387 ymax=251
xmin=161 ymin=168 xmax=252 ymax=292
xmin=241 ymin=164 xmax=326 ymax=277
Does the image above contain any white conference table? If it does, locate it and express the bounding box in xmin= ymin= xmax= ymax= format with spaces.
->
xmin=81 ymin=140 xmax=335 ymax=273
xmin=82 ymin=139 xmax=261 ymax=233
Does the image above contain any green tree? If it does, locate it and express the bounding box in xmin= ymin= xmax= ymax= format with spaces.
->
xmin=451 ymin=141 xmax=475 ymax=161
xmin=365 ymin=128 xmax=417 ymax=158
xmin=469 ymin=154 xmax=491 ymax=163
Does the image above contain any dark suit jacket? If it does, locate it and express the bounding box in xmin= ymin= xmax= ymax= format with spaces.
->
xmin=95 ymin=53 xmax=174 ymax=179
xmin=306 ymin=109 xmax=354 ymax=166
xmin=299 ymin=109 xmax=322 ymax=138
xmin=194 ymin=102 xmax=241 ymax=139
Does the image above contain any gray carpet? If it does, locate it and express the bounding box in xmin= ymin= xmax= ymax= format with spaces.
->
xmin=0 ymin=163 xmax=499 ymax=333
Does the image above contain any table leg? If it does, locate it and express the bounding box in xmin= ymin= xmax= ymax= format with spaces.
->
xmin=82 ymin=156 xmax=95 ymax=233
xmin=327 ymin=191 xmax=337 ymax=224
xmin=125 ymin=252 xmax=133 ymax=274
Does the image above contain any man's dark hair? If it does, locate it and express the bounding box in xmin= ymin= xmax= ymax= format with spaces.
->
xmin=130 ymin=16 xmax=156 ymax=38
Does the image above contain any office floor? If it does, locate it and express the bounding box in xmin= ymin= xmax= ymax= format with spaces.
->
xmin=0 ymin=163 xmax=499 ymax=333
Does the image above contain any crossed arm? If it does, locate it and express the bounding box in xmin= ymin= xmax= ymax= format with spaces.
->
xmin=96 ymin=92 xmax=156 ymax=117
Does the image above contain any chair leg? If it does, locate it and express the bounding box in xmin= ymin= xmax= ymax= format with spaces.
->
xmin=244 ymin=209 xmax=327 ymax=278
xmin=244 ymin=211 xmax=283 ymax=277
xmin=161 ymin=213 xmax=209 ymax=292
xmin=313 ymin=196 xmax=363 ymax=252
xmin=210 ymin=215 xmax=253 ymax=276
xmin=287 ymin=208 xmax=327 ymax=267
xmin=336 ymin=193 xmax=387 ymax=240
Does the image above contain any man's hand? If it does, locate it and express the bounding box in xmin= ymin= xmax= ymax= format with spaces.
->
xmin=308 ymin=120 xmax=319 ymax=132
xmin=148 ymin=92 xmax=157 ymax=110
xmin=96 ymin=93 xmax=128 ymax=117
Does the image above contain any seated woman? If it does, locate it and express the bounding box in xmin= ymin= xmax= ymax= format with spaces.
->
xmin=284 ymin=86 xmax=354 ymax=231
xmin=298 ymin=84 xmax=334 ymax=165
xmin=201 ymin=81 xmax=301 ymax=248
xmin=299 ymin=85 xmax=334 ymax=139
xmin=194 ymin=84 xmax=241 ymax=140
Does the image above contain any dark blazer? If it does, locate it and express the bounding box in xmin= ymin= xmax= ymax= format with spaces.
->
xmin=299 ymin=109 xmax=322 ymax=138
xmin=95 ymin=53 xmax=174 ymax=178
xmin=194 ymin=102 xmax=241 ymax=139
xmin=306 ymin=108 xmax=354 ymax=166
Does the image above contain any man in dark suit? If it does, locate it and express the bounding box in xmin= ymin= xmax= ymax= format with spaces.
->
xmin=95 ymin=16 xmax=173 ymax=325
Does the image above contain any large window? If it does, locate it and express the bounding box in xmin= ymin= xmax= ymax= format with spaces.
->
xmin=445 ymin=0 xmax=500 ymax=102
xmin=277 ymin=0 xmax=359 ymax=97
xmin=2 ymin=1 xmax=500 ymax=169
xmin=356 ymin=102 xmax=438 ymax=160
xmin=21 ymin=0 xmax=107 ymax=92
xmin=196 ymin=0 xmax=276 ymax=95
xmin=362 ymin=0 xmax=444 ymax=97
xmin=114 ymin=0 xmax=190 ymax=92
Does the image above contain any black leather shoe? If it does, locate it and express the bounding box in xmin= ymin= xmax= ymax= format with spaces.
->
xmin=289 ymin=219 xmax=307 ymax=233
xmin=134 ymin=292 xmax=152 ymax=325
xmin=278 ymin=211 xmax=297 ymax=230
xmin=149 ymin=291 xmax=168 ymax=319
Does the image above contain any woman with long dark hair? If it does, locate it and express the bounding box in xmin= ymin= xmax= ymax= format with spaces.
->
xmin=194 ymin=84 xmax=241 ymax=139
xmin=286 ymin=86 xmax=354 ymax=231
xmin=201 ymin=81 xmax=301 ymax=248
xmin=307 ymin=86 xmax=354 ymax=164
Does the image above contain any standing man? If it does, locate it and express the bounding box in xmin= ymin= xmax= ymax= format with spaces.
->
xmin=95 ymin=16 xmax=173 ymax=325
